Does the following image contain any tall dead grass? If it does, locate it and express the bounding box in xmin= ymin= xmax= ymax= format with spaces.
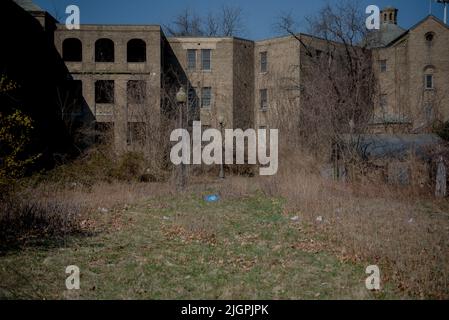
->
xmin=258 ymin=150 xmax=449 ymax=299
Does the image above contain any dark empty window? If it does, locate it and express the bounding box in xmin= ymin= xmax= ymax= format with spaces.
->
xmin=63 ymin=38 xmax=82 ymax=62
xmin=95 ymin=38 xmax=115 ymax=62
xmin=127 ymin=80 xmax=146 ymax=104
xmin=127 ymin=39 xmax=146 ymax=62
xmin=95 ymin=80 xmax=114 ymax=103
xmin=260 ymin=51 xmax=267 ymax=73
xmin=187 ymin=49 xmax=196 ymax=70
xmin=188 ymin=87 xmax=198 ymax=109
xmin=425 ymin=74 xmax=434 ymax=89
xmin=260 ymin=89 xmax=268 ymax=110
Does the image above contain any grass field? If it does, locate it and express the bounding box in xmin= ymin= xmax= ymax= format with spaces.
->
xmin=0 ymin=190 xmax=396 ymax=300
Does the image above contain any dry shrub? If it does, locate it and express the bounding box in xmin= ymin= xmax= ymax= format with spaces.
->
xmin=0 ymin=180 xmax=174 ymax=249
xmin=0 ymin=188 xmax=83 ymax=247
xmin=259 ymin=151 xmax=449 ymax=299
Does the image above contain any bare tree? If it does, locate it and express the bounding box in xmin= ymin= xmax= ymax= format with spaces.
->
xmin=165 ymin=5 xmax=246 ymax=37
xmin=220 ymin=5 xmax=245 ymax=36
xmin=165 ymin=8 xmax=204 ymax=37
xmin=205 ymin=12 xmax=220 ymax=36
xmin=275 ymin=1 xmax=376 ymax=172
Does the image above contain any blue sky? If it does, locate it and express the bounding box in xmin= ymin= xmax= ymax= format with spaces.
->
xmin=34 ymin=0 xmax=446 ymax=40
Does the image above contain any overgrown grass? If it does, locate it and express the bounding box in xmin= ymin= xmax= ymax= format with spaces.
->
xmin=0 ymin=190 xmax=393 ymax=299
xmin=258 ymin=162 xmax=449 ymax=299
xmin=1 ymin=148 xmax=448 ymax=299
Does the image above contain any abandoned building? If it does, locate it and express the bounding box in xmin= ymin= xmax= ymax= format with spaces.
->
xmin=5 ymin=0 xmax=449 ymax=188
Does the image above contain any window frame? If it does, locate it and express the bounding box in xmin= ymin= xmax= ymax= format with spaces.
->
xmin=62 ymin=38 xmax=82 ymax=62
xmin=127 ymin=80 xmax=147 ymax=105
xmin=201 ymin=87 xmax=212 ymax=108
xmin=425 ymin=74 xmax=434 ymax=90
xmin=187 ymin=49 xmax=197 ymax=71
xmin=201 ymin=49 xmax=212 ymax=71
xmin=95 ymin=80 xmax=115 ymax=104
xmin=127 ymin=39 xmax=147 ymax=63
xmin=95 ymin=38 xmax=115 ymax=63
xmin=260 ymin=51 xmax=268 ymax=73
xmin=380 ymin=60 xmax=387 ymax=73
xmin=260 ymin=89 xmax=268 ymax=110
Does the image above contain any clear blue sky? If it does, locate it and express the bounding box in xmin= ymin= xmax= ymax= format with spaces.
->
xmin=34 ymin=0 xmax=446 ymax=40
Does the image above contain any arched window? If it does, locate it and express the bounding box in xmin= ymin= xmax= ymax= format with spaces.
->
xmin=95 ymin=38 xmax=115 ymax=62
xmin=127 ymin=39 xmax=146 ymax=62
xmin=63 ymin=38 xmax=82 ymax=62
xmin=425 ymin=32 xmax=435 ymax=43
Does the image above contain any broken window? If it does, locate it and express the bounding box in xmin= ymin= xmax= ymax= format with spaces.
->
xmin=63 ymin=38 xmax=82 ymax=62
xmin=127 ymin=39 xmax=146 ymax=62
xmin=127 ymin=80 xmax=146 ymax=104
xmin=95 ymin=38 xmax=115 ymax=62
xmin=95 ymin=80 xmax=114 ymax=103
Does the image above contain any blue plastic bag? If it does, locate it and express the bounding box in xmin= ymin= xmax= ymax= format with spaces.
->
xmin=204 ymin=194 xmax=220 ymax=202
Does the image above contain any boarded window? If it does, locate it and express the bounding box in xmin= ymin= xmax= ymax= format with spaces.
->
xmin=201 ymin=49 xmax=211 ymax=71
xmin=63 ymin=38 xmax=82 ymax=62
xmin=201 ymin=87 xmax=211 ymax=108
xmin=95 ymin=38 xmax=114 ymax=62
xmin=187 ymin=49 xmax=196 ymax=70
xmin=95 ymin=80 xmax=114 ymax=103
xmin=127 ymin=80 xmax=146 ymax=104
xmin=127 ymin=39 xmax=146 ymax=62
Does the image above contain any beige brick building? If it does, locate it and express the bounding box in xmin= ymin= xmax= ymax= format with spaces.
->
xmin=371 ymin=9 xmax=449 ymax=133
xmin=13 ymin=1 xmax=449 ymax=154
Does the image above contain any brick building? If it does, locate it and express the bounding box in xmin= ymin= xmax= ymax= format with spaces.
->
xmin=371 ymin=8 xmax=449 ymax=133
xmin=11 ymin=1 xmax=449 ymax=154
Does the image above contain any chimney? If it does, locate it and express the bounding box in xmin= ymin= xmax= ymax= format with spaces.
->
xmin=381 ymin=7 xmax=398 ymax=25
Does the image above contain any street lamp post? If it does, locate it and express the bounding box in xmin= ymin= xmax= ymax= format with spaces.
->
xmin=218 ymin=115 xmax=225 ymax=180
xmin=176 ymin=87 xmax=187 ymax=190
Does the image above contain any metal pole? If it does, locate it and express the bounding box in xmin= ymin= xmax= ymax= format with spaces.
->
xmin=178 ymin=100 xmax=186 ymax=191
xmin=219 ymin=122 xmax=225 ymax=179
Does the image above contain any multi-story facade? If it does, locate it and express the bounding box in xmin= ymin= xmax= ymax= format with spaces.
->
xmin=12 ymin=1 xmax=449 ymax=154
xmin=167 ymin=37 xmax=254 ymax=131
xmin=371 ymin=8 xmax=449 ymax=133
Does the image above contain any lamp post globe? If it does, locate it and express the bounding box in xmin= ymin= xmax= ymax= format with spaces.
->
xmin=176 ymin=87 xmax=187 ymax=103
